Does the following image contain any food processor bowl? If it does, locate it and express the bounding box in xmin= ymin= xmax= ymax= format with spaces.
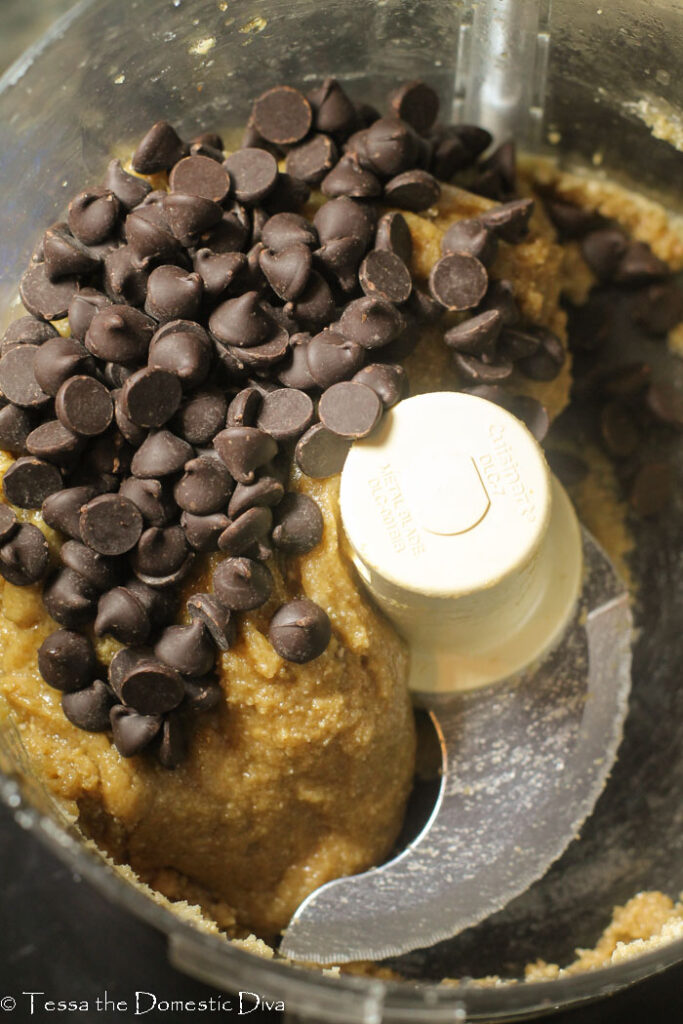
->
xmin=1 ymin=0 xmax=682 ymax=1019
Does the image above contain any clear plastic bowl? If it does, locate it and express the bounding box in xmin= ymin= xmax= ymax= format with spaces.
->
xmin=1 ymin=1 xmax=682 ymax=1020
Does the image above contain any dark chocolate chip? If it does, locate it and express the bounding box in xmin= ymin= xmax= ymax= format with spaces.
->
xmin=174 ymin=455 xmax=234 ymax=514
xmin=181 ymin=510 xmax=229 ymax=552
xmin=429 ymin=252 xmax=488 ymax=310
xmin=339 ymin=295 xmax=404 ymax=350
xmin=441 ymin=218 xmax=498 ymax=267
xmin=544 ymin=198 xmax=598 ymax=239
xmin=261 ymin=213 xmax=318 ymax=254
xmin=104 ymin=158 xmax=152 ymax=210
xmin=85 ymin=430 xmax=132 ymax=477
xmin=286 ymin=271 xmax=336 ymax=332
xmin=0 ymin=345 xmax=50 ymax=408
xmin=321 ymin=156 xmax=382 ymax=199
xmin=193 ymin=249 xmax=246 ymax=300
xmin=308 ymin=78 xmax=356 ymax=135
xmin=144 ymin=265 xmax=204 ymax=322
xmin=79 ymin=493 xmax=143 ymax=555
xmin=271 ymin=492 xmax=323 ymax=554
xmin=169 ymin=154 xmax=231 ymax=203
xmin=148 ymin=320 xmax=212 ymax=389
xmin=212 ymin=555 xmax=274 ymax=610
xmin=313 ymin=197 xmax=376 ymax=250
xmin=126 ymin=578 xmax=177 ymax=628
xmin=222 ymin=148 xmax=279 ymax=205
xmin=498 ymin=326 xmax=542 ymax=362
xmin=119 ymin=477 xmax=175 ymax=527
xmin=132 ymin=120 xmax=186 ymax=174
xmin=256 ymin=388 xmax=314 ymax=441
xmin=19 ymin=263 xmax=79 ymax=321
xmin=405 ymin=285 xmax=444 ymax=325
xmin=112 ymin=386 xmax=149 ymax=445
xmin=0 ymin=505 xmax=17 ymax=544
xmin=359 ymin=249 xmax=412 ymax=304
xmin=581 ymin=228 xmax=628 ymax=281
xmin=613 ymin=241 xmax=669 ymax=285
xmin=124 ymin=206 xmax=180 ymax=266
xmin=187 ymin=593 xmax=235 ymax=651
xmin=2 ymin=456 xmax=62 ymax=508
xmin=67 ymin=188 xmax=120 ymax=246
xmin=444 ymin=309 xmax=502 ymax=359
xmin=43 ymin=225 xmax=100 ymax=281
xmin=120 ymin=367 xmax=182 ymax=429
xmin=318 ymin=380 xmax=382 ymax=439
xmin=42 ymin=568 xmax=98 ymax=627
xmin=173 ymin=389 xmax=228 ymax=446
xmin=314 ymin=235 xmax=365 ymax=294
xmin=306 ymin=329 xmax=364 ymax=388
xmin=276 ymin=333 xmax=317 ymax=390
xmin=600 ymin=401 xmax=640 ymax=458
xmin=131 ymin=524 xmax=188 ymax=577
xmin=365 ymin=116 xmax=418 ymax=177
xmin=516 ymin=326 xmax=565 ymax=381
xmin=102 ymin=246 xmax=150 ymax=306
xmin=182 ymin=675 xmax=222 ymax=712
xmin=259 ymin=244 xmax=312 ymax=302
xmin=60 ymin=539 xmax=119 ymax=592
xmin=213 ymin=426 xmax=278 ymax=485
xmin=85 ymin=305 xmax=155 ymax=364
xmin=37 ymin=629 xmax=95 ymax=692
xmin=2 ymin=316 xmax=57 ymax=353
xmin=479 ymin=198 xmax=534 ymax=243
xmin=131 ymin=429 xmax=193 ymax=478
xmin=0 ymin=522 xmax=49 ymax=586
xmin=353 ymin=362 xmax=407 ymax=408
xmin=162 ymin=193 xmax=223 ymax=250
xmin=384 ymin=169 xmax=440 ymax=211
xmin=62 ymin=680 xmax=115 ymax=732
xmin=478 ymin=278 xmax=520 ymax=327
xmin=375 ymin=211 xmax=413 ymax=266
xmin=453 ymin=352 xmax=513 ymax=383
xmin=295 ymin=422 xmax=351 ymax=477
xmin=198 ymin=206 xmax=250 ymax=253
xmin=0 ymin=405 xmax=32 ymax=456
xmin=42 ymin=484 xmax=98 ymax=539
xmin=228 ymin=476 xmax=285 ymax=518
xmin=157 ymin=711 xmax=187 ymax=769
xmin=94 ymin=587 xmax=150 ymax=644
xmin=388 ymin=80 xmax=439 ymax=135
xmin=54 ymin=375 xmax=113 ymax=437
xmin=26 ymin=420 xmax=82 ymax=466
xmin=110 ymin=704 xmax=163 ymax=757
xmin=268 ymin=598 xmax=331 ymax=663
xmin=33 ymin=337 xmax=94 ymax=397
xmin=218 ymin=506 xmax=273 ymax=555
xmin=252 ymin=86 xmax=312 ymax=146
xmin=208 ymin=291 xmax=272 ymax=347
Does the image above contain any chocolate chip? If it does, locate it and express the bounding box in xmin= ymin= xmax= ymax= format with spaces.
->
xmin=444 ymin=309 xmax=502 ymax=359
xmin=259 ymin=244 xmax=312 ymax=302
xmin=321 ymin=156 xmax=383 ymax=199
xmin=168 ymin=154 xmax=231 ymax=203
xmin=157 ymin=712 xmax=187 ymax=768
xmin=62 ymin=680 xmax=115 ymax=732
xmin=181 ymin=510 xmax=229 ymax=551
xmin=318 ymin=380 xmax=382 ymax=439
xmin=112 ymin=390 xmax=145 ymax=446
xmin=33 ymin=337 xmax=93 ymax=397
xmin=43 ymin=225 xmax=100 ymax=281
xmin=67 ymin=189 xmax=120 ymax=246
xmin=286 ymin=134 xmax=338 ymax=185
xmin=295 ymin=422 xmax=351 ymax=477
xmin=314 ymin=197 xmax=376 ymax=250
xmin=314 ymin=235 xmax=365 ymax=294
xmin=144 ymin=266 xmax=204 ymax=323
xmin=228 ymin=476 xmax=285 ymax=517
xmin=79 ymin=493 xmax=143 ymax=555
xmin=132 ymin=120 xmax=186 ymax=174
xmin=120 ymin=367 xmax=183 ymax=429
xmin=429 ymin=252 xmax=488 ymax=310
xmin=359 ymin=249 xmax=412 ymax=304
xmin=0 ymin=505 xmax=17 ymax=544
xmin=441 ymin=218 xmax=498 ymax=267
xmin=213 ymin=426 xmax=278 ymax=484
xmin=287 ymin=271 xmax=336 ymax=332
xmin=339 ymin=295 xmax=404 ymax=349
xmin=516 ymin=326 xmax=565 ymax=381
xmin=405 ymin=286 xmax=443 ymax=325
xmin=600 ymin=401 xmax=640 ymax=458
xmin=632 ymin=282 xmax=683 ymax=335
xmin=3 ymin=456 xmax=62 ymax=508
xmin=614 ymin=241 xmax=668 ymax=284
xmin=226 ymin=387 xmax=261 ymax=428
xmin=37 ymin=629 xmax=96 ymax=692
xmin=208 ymin=291 xmax=272 ymax=347
xmin=464 ymin=385 xmax=549 ymax=443
xmin=191 ymin=130 xmax=224 ymax=152
xmin=131 ymin=430 xmax=193 ymax=478
xmin=260 ymin=213 xmax=317 ymax=255
xmin=187 ymin=593 xmax=235 ymax=651
xmin=42 ymin=484 xmax=99 ymax=539
xmin=384 ymin=169 xmax=440 ymax=211
xmin=365 ymin=116 xmax=418 ymax=177
xmin=271 ymin=492 xmax=323 ymax=554
xmin=118 ymin=477 xmax=173 ymax=527
xmin=388 ymin=80 xmax=439 ymax=135
xmin=131 ymin=524 xmax=189 ymax=578
xmin=0 ymin=345 xmax=50 ymax=408
xmin=128 ymin=578 xmax=178 ymax=628
xmin=182 ymin=675 xmax=222 ymax=713
xmin=222 ymin=148 xmax=279 ymax=206
xmin=353 ymin=362 xmax=407 ymax=408
xmin=452 ymin=353 xmax=513 ymax=383
xmin=212 ymin=555 xmax=273 ymax=610
xmin=218 ymin=506 xmax=273 ymax=555
xmin=53 ymin=375 xmax=113 ymax=437
xmin=198 ymin=204 xmax=251 ymax=253
xmin=256 ymin=388 xmax=314 ymax=441
xmin=95 ymin=587 xmax=150 ymax=644
xmin=0 ymin=522 xmax=49 ymax=586
xmin=42 ymin=568 xmax=98 ymax=627
xmin=26 ymin=420 xmax=82 ymax=466
xmin=473 ymin=140 xmax=517 ymax=199
xmin=544 ymin=198 xmax=598 ymax=239
xmin=124 ymin=206 xmax=180 ymax=266
xmin=499 ymin=326 xmax=542 ymax=361
xmin=174 ymin=455 xmax=234 ymax=514
xmin=479 ymin=198 xmax=534 ymax=243
xmin=102 ymin=246 xmax=150 ymax=306
xmin=193 ymin=249 xmax=246 ymax=301
xmin=581 ymin=228 xmax=628 ymax=281
xmin=58 ymin=539 xmax=118 ymax=593
xmin=308 ymin=78 xmax=356 ymax=135
xmin=0 ymin=405 xmax=32 ymax=456
xmin=169 ymin=392 xmax=223 ymax=449
xmin=110 ymin=705 xmax=163 ymax=757
xmin=2 ymin=316 xmax=57 ymax=353
xmin=104 ymin=158 xmax=152 ymax=210
xmin=307 ymin=329 xmax=364 ymax=388
xmin=85 ymin=430 xmax=132 ymax=477
xmin=479 ymin=278 xmax=520 ymax=327
xmin=277 ymin=333 xmax=317 ymax=390
xmin=85 ymin=305 xmax=155 ymax=364
xmin=148 ymin=321 xmax=212 ymax=390
xmin=252 ymin=86 xmax=313 ymax=146
xmin=629 ymin=461 xmax=672 ymax=517
xmin=646 ymin=383 xmax=683 ymax=428
xmin=268 ymin=598 xmax=331 ymax=663
xmin=375 ymin=211 xmax=413 ymax=266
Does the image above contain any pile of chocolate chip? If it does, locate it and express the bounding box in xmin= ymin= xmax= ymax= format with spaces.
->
xmin=0 ymin=78 xmax=560 ymax=767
